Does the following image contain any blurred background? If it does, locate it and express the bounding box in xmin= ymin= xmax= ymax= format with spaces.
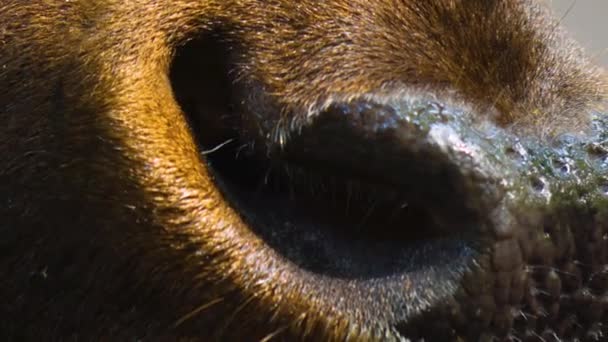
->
xmin=550 ymin=0 xmax=607 ymax=67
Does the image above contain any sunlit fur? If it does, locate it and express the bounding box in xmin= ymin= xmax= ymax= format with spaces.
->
xmin=0 ymin=0 xmax=606 ymax=340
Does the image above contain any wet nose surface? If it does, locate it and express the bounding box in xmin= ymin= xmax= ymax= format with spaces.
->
xmin=263 ymin=95 xmax=608 ymax=244
xmin=245 ymin=95 xmax=608 ymax=339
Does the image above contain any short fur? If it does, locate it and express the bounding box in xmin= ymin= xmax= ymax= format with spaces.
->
xmin=0 ymin=0 xmax=606 ymax=340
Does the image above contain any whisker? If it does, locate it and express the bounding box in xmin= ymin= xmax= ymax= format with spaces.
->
xmin=260 ymin=324 xmax=290 ymax=342
xmin=201 ymin=138 xmax=235 ymax=155
xmin=558 ymin=0 xmax=578 ymax=24
xmin=173 ymin=297 xmax=224 ymax=328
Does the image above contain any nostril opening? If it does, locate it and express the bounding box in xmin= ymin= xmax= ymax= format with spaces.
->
xmin=202 ymin=134 xmax=480 ymax=279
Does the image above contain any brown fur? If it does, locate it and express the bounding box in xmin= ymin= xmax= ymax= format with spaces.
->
xmin=0 ymin=0 xmax=606 ymax=340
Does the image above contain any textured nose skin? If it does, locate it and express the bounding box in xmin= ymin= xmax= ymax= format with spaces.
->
xmin=268 ymin=96 xmax=607 ymax=235
xmin=258 ymin=96 xmax=608 ymax=339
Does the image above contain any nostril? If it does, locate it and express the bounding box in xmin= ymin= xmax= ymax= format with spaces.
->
xmin=168 ymin=34 xmax=487 ymax=333
xmin=168 ymin=32 xmax=482 ymax=293
xmin=196 ymin=94 xmax=489 ymax=281
xmin=168 ymin=32 xmax=480 ymax=282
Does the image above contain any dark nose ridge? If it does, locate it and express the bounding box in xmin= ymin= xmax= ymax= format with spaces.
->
xmin=270 ymin=99 xmax=505 ymax=234
xmin=254 ymin=96 xmax=608 ymax=240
